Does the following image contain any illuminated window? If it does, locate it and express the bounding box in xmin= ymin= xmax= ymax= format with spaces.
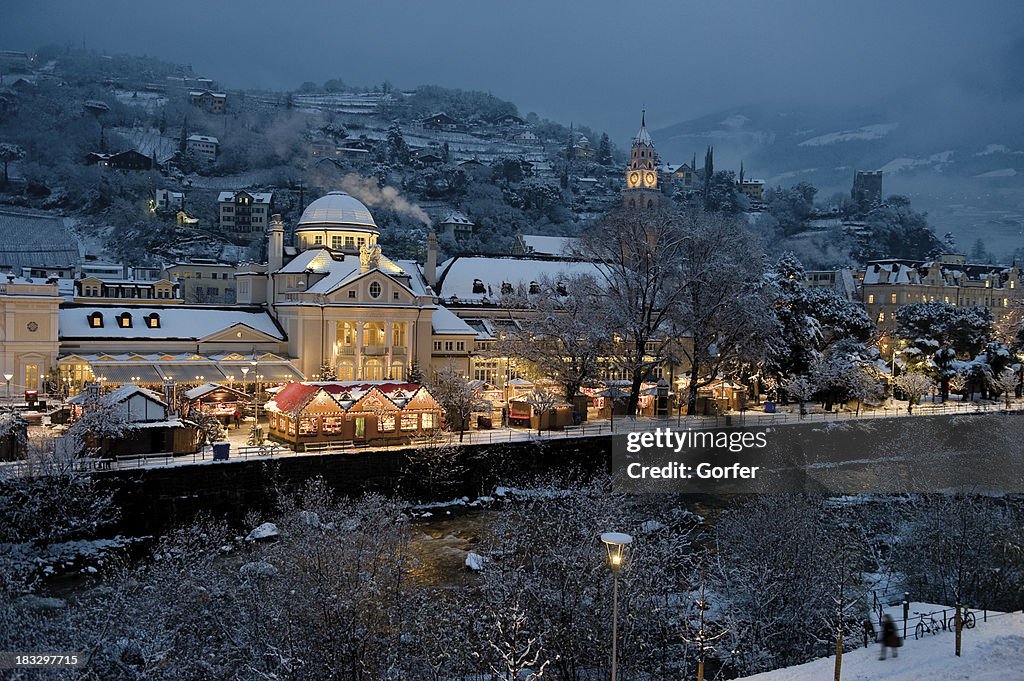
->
xmin=890 ymin=294 xmax=897 ymax=304
xmin=422 ymin=413 xmax=435 ymax=429
xmin=88 ymin=312 xmax=104 ymax=328
xmin=314 ymin=235 xmax=323 ymax=246
xmin=878 ymin=312 xmax=885 ymax=322
xmin=867 ymin=294 xmax=875 ymax=304
xmin=331 ymin=236 xmax=343 ymax=249
xmin=345 ymin=236 xmax=355 ymax=249
xmin=321 ymin=416 xmax=343 ymax=434
xmin=400 ymin=413 xmax=418 ymax=431
xmin=146 ymin=313 xmax=160 ymax=328
xmin=380 ymin=414 xmax=396 ymax=432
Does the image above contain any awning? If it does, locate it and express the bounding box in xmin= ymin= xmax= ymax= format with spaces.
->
xmin=88 ymin=364 xmax=165 ymax=384
xmin=247 ymin=363 xmax=304 ymax=382
xmin=158 ymin=363 xmax=227 ymax=382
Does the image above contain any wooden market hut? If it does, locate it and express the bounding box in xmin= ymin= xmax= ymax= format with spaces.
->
xmin=182 ymin=382 xmax=251 ymax=426
xmin=264 ymin=381 xmax=442 ymax=450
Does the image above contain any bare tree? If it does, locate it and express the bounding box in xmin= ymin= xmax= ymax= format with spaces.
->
xmin=524 ymin=387 xmax=560 ymax=435
xmin=429 ymin=366 xmax=489 ymax=442
xmin=574 ymin=206 xmax=692 ymax=415
xmin=671 ymin=211 xmax=779 ymax=415
xmin=500 ymin=274 xmax=609 ymax=403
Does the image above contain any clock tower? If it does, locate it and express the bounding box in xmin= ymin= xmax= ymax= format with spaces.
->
xmin=624 ymin=110 xmax=660 ymax=209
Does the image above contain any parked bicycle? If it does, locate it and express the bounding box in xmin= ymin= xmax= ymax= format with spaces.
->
xmin=943 ymin=608 xmax=977 ymax=631
xmin=914 ymin=612 xmax=942 ymax=639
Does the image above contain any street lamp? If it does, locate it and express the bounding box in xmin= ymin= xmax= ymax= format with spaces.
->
xmin=3 ymin=372 xmax=12 ymax=404
xmin=601 ymin=531 xmax=633 ymax=681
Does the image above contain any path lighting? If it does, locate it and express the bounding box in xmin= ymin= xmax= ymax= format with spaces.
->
xmin=3 ymin=372 xmax=12 ymax=403
xmin=601 ymin=531 xmax=633 ymax=681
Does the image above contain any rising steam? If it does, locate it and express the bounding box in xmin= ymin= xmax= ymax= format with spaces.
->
xmin=339 ymin=174 xmax=431 ymax=225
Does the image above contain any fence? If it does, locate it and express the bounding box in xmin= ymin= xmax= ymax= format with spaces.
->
xmin=2 ymin=400 xmax=1020 ymax=477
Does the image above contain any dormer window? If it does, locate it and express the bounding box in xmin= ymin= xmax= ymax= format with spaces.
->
xmin=145 ymin=313 xmax=160 ymax=329
xmin=556 ymin=281 xmax=568 ymax=296
xmin=472 ymin=278 xmax=485 ymax=294
xmin=501 ymin=282 xmax=513 ymax=295
xmin=88 ymin=312 xmax=104 ymax=328
xmin=314 ymin=235 xmax=323 ymax=246
xmin=117 ymin=312 xmax=133 ymax=328
xmin=529 ymin=281 xmax=540 ymax=294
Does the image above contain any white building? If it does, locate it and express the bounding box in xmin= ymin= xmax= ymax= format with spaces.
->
xmin=186 ymin=135 xmax=219 ymax=162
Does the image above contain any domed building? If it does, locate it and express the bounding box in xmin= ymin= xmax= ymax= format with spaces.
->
xmin=237 ymin=192 xmax=478 ymax=381
xmin=294 ymin=191 xmax=380 ymax=254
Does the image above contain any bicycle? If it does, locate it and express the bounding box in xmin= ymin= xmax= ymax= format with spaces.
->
xmin=943 ymin=608 xmax=977 ymax=631
xmin=915 ymin=612 xmax=942 ymax=639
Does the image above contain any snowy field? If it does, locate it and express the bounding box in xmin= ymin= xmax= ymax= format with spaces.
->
xmin=737 ymin=608 xmax=1024 ymax=681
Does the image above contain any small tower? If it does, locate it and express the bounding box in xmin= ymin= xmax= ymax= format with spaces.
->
xmin=623 ymin=110 xmax=660 ymax=209
xmin=268 ymin=214 xmax=284 ymax=273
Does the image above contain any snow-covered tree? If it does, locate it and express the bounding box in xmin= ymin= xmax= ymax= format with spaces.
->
xmin=782 ymin=376 xmax=816 ymax=416
xmin=896 ymin=301 xmax=993 ymax=401
xmin=893 ymin=372 xmax=933 ymax=413
xmin=0 ymin=142 xmax=25 ymax=186
xmin=992 ymin=367 xmax=1018 ymax=408
xmin=66 ymin=392 xmax=137 ymax=456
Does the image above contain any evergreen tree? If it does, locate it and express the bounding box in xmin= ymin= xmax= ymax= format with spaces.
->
xmin=597 ymin=133 xmax=613 ymax=165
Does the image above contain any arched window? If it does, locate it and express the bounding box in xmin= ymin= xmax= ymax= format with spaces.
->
xmin=88 ymin=312 xmax=104 ymax=328
xmin=117 ymin=312 xmax=132 ymax=328
xmin=145 ymin=313 xmax=160 ymax=329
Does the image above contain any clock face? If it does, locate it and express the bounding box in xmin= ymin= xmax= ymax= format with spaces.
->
xmin=628 ymin=171 xmax=641 ymax=187
xmin=644 ymin=171 xmax=657 ymax=187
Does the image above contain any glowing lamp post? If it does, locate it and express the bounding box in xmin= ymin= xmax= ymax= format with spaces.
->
xmin=601 ymin=531 xmax=633 ymax=681
xmin=3 ymin=372 xmax=12 ymax=404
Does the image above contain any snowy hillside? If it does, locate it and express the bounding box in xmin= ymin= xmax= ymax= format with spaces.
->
xmin=736 ymin=610 xmax=1024 ymax=681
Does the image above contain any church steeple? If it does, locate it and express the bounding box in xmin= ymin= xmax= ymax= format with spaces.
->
xmin=624 ymin=109 xmax=659 ymax=208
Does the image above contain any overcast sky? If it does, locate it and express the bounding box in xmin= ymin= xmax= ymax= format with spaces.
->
xmin=2 ymin=1 xmax=1022 ymax=142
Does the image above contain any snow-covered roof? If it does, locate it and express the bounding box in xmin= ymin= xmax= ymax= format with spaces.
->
xmin=435 ymin=255 xmax=603 ymax=304
xmin=68 ymin=383 xmax=166 ymax=407
xmin=187 ymin=134 xmax=219 ymax=144
xmin=217 ymin=191 xmax=273 ymax=203
xmin=439 ymin=210 xmax=473 ymax=226
xmin=518 ymin=235 xmax=580 ymax=257
xmin=59 ymin=306 xmax=284 ymax=340
xmin=0 ymin=210 xmax=79 ymax=270
xmin=862 ymin=259 xmax=1018 ymax=288
xmin=432 ymin=306 xmax=477 ymax=335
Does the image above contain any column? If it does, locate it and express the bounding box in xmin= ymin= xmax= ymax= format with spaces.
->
xmin=355 ymin=323 xmax=364 ymax=380
xmin=328 ymin=320 xmax=338 ymax=367
xmin=384 ymin=320 xmax=393 ymax=378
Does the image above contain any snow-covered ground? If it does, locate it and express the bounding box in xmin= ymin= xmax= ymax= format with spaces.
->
xmin=736 ymin=608 xmax=1024 ymax=681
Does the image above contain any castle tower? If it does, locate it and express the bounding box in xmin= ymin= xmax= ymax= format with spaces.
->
xmin=623 ymin=110 xmax=660 ymax=209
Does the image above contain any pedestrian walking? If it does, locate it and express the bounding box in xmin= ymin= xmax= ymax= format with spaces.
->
xmin=879 ymin=614 xmax=902 ymax=660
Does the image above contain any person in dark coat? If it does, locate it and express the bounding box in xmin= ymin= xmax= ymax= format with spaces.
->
xmin=879 ymin=614 xmax=901 ymax=660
